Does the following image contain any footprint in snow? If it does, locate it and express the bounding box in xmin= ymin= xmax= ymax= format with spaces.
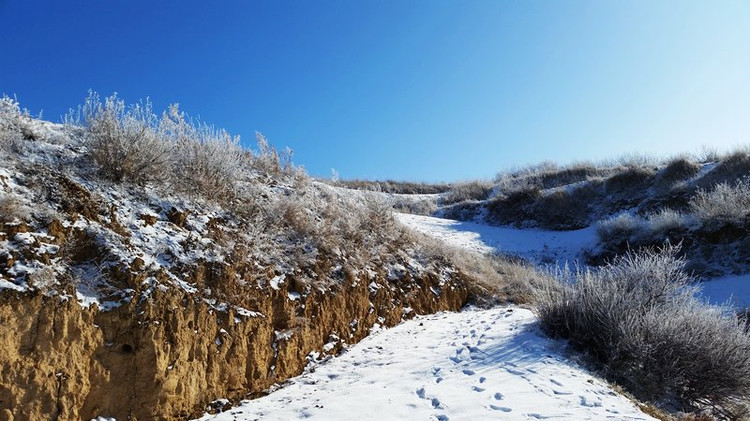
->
xmin=462 ymin=369 xmax=475 ymax=375
xmin=479 ymin=376 xmax=486 ymax=383
xmin=494 ymin=392 xmax=504 ymax=400
xmin=488 ymin=405 xmax=512 ymax=412
xmin=527 ymin=414 xmax=555 ymax=419
xmin=472 ymin=386 xmax=486 ymax=392
xmin=579 ymin=396 xmax=602 ymax=407
xmin=505 ymin=367 xmax=526 ymax=376
xmin=431 ymin=397 xmax=443 ymax=409
xmin=434 ymin=415 xmax=449 ymax=421
xmin=416 ymin=387 xmax=426 ymax=399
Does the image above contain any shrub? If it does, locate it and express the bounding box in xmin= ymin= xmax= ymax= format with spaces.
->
xmin=616 ymin=152 xmax=657 ymax=169
xmin=441 ymin=180 xmax=493 ymax=205
xmin=535 ymin=246 xmax=750 ymax=417
xmin=81 ymin=91 xmax=171 ymax=184
xmin=161 ymin=105 xmax=246 ymax=200
xmin=596 ymin=210 xmax=692 ymax=251
xmin=0 ymin=193 xmax=30 ymax=223
xmin=389 ymin=196 xmax=437 ymax=216
xmin=645 ymin=209 xmax=692 ymax=238
xmin=596 ymin=213 xmax=644 ymax=245
xmin=691 ymin=178 xmax=750 ymax=229
xmin=0 ymin=95 xmax=37 ymax=150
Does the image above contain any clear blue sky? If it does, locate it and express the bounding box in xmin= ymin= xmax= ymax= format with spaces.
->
xmin=2 ymin=1 xmax=749 ymax=182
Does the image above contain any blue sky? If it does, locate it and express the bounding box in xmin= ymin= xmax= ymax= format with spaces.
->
xmin=2 ymin=1 xmax=749 ymax=182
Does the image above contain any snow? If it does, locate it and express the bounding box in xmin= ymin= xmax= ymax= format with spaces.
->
xmin=197 ymin=307 xmax=654 ymax=421
xmin=396 ymin=213 xmax=597 ymax=266
xmin=398 ymin=213 xmax=750 ymax=307
xmin=699 ymin=274 xmax=750 ymax=307
xmin=190 ymin=213 xmax=662 ymax=420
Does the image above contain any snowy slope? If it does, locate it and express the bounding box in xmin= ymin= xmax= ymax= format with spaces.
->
xmin=197 ymin=307 xmax=654 ymax=421
xmin=195 ymin=214 xmax=654 ymax=421
xmin=398 ymin=213 xmax=750 ymax=307
xmin=396 ymin=213 xmax=596 ymax=267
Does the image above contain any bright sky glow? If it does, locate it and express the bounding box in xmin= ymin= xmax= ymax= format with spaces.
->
xmin=2 ymin=1 xmax=748 ymax=181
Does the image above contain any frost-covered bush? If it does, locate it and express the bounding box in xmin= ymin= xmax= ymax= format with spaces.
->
xmin=81 ymin=91 xmax=171 ymax=184
xmin=75 ymin=92 xmax=253 ymax=201
xmin=0 ymin=95 xmax=37 ymax=150
xmin=535 ymin=246 xmax=750 ymax=417
xmin=645 ymin=209 xmax=692 ymax=237
xmin=160 ymin=105 xmax=246 ymax=200
xmin=597 ymin=210 xmax=692 ymax=249
xmin=596 ymin=213 xmax=644 ymax=244
xmin=250 ymin=132 xmax=284 ymax=178
xmin=691 ymin=178 xmax=750 ymax=229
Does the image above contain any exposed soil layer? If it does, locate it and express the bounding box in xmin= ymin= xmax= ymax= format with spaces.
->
xmin=0 ymin=263 xmax=469 ymax=421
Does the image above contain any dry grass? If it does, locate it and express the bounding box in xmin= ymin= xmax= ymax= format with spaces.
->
xmin=409 ymin=231 xmax=544 ymax=306
xmin=531 ymin=190 xmax=590 ymax=230
xmin=604 ymin=167 xmax=656 ymax=196
xmin=441 ymin=180 xmax=494 ymax=205
xmin=0 ymin=193 xmax=30 ymax=223
xmin=655 ymin=157 xmax=702 ymax=192
xmin=696 ymin=149 xmax=750 ymax=189
xmin=335 ymin=179 xmax=450 ymax=194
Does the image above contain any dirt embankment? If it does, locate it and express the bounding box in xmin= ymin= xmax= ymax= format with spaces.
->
xmin=0 ymin=261 xmax=469 ymax=421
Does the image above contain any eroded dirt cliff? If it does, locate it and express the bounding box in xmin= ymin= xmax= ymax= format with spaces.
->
xmin=0 ymin=260 xmax=469 ymax=420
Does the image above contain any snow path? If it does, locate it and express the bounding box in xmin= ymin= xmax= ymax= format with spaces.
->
xmin=395 ymin=213 xmax=596 ymax=266
xmin=195 ymin=213 xmax=654 ymax=420
xmin=397 ymin=213 xmax=750 ymax=307
xmin=197 ymin=307 xmax=654 ymax=421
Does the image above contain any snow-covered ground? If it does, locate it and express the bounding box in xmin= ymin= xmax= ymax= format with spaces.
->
xmin=396 ymin=213 xmax=596 ymax=267
xmin=398 ymin=213 xmax=750 ymax=307
xmin=198 ymin=307 xmax=654 ymax=421
xmin=699 ymin=273 xmax=750 ymax=308
xmin=196 ymin=214 xmax=656 ymax=421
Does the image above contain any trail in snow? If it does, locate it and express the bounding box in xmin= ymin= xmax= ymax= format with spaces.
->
xmin=194 ymin=213 xmax=656 ymax=420
xmin=396 ymin=213 xmax=596 ymax=267
xmin=398 ymin=213 xmax=750 ymax=307
xmin=197 ymin=307 xmax=654 ymax=421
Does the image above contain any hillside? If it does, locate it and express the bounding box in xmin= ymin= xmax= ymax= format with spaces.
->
xmin=0 ymin=94 xmax=513 ymax=420
xmin=374 ymin=153 xmax=750 ymax=278
xmin=3 ymin=93 xmax=750 ymax=421
xmin=332 ymin=151 xmax=750 ymax=420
